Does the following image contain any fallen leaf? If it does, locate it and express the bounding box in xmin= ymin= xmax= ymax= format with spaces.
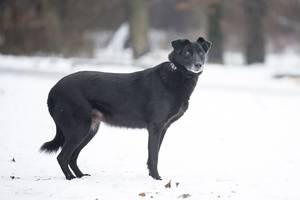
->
xmin=178 ymin=194 xmax=191 ymax=199
xmin=139 ymin=192 xmax=146 ymax=197
xmin=165 ymin=180 xmax=171 ymax=189
xmin=176 ymin=182 xmax=180 ymax=187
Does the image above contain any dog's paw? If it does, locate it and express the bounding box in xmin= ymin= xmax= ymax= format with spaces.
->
xmin=149 ymin=173 xmax=162 ymax=180
xmin=81 ymin=173 xmax=91 ymax=177
xmin=76 ymin=173 xmax=91 ymax=178
xmin=66 ymin=174 xmax=76 ymax=180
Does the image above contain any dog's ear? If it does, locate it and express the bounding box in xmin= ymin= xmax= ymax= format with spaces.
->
xmin=171 ymin=39 xmax=190 ymax=53
xmin=197 ymin=37 xmax=212 ymax=53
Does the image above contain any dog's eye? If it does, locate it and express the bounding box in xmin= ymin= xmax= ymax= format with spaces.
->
xmin=184 ymin=50 xmax=192 ymax=57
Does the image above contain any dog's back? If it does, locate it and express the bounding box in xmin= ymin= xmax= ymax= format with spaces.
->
xmin=48 ymin=65 xmax=162 ymax=128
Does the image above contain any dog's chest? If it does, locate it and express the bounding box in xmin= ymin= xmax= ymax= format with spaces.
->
xmin=168 ymin=100 xmax=188 ymax=122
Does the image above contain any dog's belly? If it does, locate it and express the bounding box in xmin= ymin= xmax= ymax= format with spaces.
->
xmin=105 ymin=114 xmax=147 ymax=128
xmin=91 ymin=101 xmax=147 ymax=129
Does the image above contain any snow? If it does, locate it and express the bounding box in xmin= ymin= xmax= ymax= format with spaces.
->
xmin=0 ymin=53 xmax=300 ymax=200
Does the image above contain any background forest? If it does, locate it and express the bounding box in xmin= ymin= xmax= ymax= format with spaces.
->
xmin=1 ymin=0 xmax=300 ymax=64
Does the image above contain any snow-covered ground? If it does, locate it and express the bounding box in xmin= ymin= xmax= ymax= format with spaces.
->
xmin=0 ymin=54 xmax=300 ymax=200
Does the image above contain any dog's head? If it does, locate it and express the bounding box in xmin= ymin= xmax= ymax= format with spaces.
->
xmin=168 ymin=37 xmax=211 ymax=73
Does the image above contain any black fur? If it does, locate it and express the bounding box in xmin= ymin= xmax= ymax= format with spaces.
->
xmin=40 ymin=37 xmax=211 ymax=180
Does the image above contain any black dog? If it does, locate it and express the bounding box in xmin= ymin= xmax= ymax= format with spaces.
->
xmin=40 ymin=37 xmax=211 ymax=180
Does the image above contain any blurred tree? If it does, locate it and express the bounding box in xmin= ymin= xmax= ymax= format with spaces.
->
xmin=0 ymin=0 xmax=62 ymax=55
xmin=0 ymin=0 xmax=126 ymax=56
xmin=191 ymin=0 xmax=208 ymax=38
xmin=265 ymin=0 xmax=300 ymax=52
xmin=243 ymin=0 xmax=266 ymax=64
xmin=52 ymin=0 xmax=126 ymax=56
xmin=207 ymin=0 xmax=224 ymax=63
xmin=1 ymin=0 xmax=300 ymax=58
xmin=127 ymin=0 xmax=150 ymax=58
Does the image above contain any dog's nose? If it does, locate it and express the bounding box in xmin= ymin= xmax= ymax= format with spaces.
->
xmin=194 ymin=63 xmax=202 ymax=68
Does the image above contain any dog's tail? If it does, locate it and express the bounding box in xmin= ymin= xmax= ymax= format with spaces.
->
xmin=40 ymin=125 xmax=64 ymax=153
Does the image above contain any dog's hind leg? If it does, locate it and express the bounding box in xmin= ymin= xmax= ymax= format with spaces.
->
xmin=56 ymin=110 xmax=92 ymax=180
xmin=69 ymin=129 xmax=98 ymax=178
xmin=69 ymin=112 xmax=101 ymax=178
xmin=57 ymin=138 xmax=81 ymax=180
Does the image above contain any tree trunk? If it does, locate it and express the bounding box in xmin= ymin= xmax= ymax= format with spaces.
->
xmin=128 ymin=0 xmax=150 ymax=59
xmin=0 ymin=0 xmax=62 ymax=55
xmin=207 ymin=0 xmax=224 ymax=64
xmin=243 ymin=0 xmax=266 ymax=64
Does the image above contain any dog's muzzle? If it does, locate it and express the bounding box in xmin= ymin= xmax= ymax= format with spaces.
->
xmin=188 ymin=63 xmax=204 ymax=73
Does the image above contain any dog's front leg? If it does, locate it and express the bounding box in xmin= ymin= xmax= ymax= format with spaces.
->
xmin=147 ymin=124 xmax=163 ymax=180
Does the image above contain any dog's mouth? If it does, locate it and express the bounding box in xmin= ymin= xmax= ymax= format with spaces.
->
xmin=187 ymin=65 xmax=204 ymax=73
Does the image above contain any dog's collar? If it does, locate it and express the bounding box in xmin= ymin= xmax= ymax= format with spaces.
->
xmin=168 ymin=61 xmax=201 ymax=77
xmin=170 ymin=62 xmax=177 ymax=71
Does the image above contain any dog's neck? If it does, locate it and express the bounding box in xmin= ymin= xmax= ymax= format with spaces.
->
xmin=168 ymin=61 xmax=201 ymax=78
xmin=158 ymin=61 xmax=199 ymax=102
